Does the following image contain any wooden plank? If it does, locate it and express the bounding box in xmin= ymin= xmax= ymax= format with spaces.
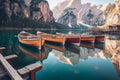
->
xmin=17 ymin=63 xmax=42 ymax=78
xmin=0 ymin=54 xmax=23 ymax=80
xmin=25 ymin=63 xmax=42 ymax=71
xmin=17 ymin=67 xmax=30 ymax=78
xmin=0 ymin=63 xmax=7 ymax=78
xmin=5 ymin=55 xmax=18 ymax=60
xmin=0 ymin=47 xmax=5 ymax=53
xmin=0 ymin=47 xmax=5 ymax=50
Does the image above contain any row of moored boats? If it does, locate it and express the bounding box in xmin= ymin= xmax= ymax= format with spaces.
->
xmin=18 ymin=31 xmax=105 ymax=49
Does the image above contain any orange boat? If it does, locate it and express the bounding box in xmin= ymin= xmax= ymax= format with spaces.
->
xmin=56 ymin=33 xmax=80 ymax=45
xmin=80 ymin=42 xmax=94 ymax=49
xmin=18 ymin=31 xmax=45 ymax=49
xmin=37 ymin=31 xmax=66 ymax=45
xmin=80 ymin=35 xmax=95 ymax=43
xmin=95 ymin=35 xmax=105 ymax=42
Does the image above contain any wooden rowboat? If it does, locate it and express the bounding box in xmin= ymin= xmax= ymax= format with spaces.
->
xmin=80 ymin=42 xmax=94 ymax=49
xmin=95 ymin=35 xmax=105 ymax=43
xmin=56 ymin=33 xmax=80 ymax=45
xmin=37 ymin=31 xmax=66 ymax=45
xmin=56 ymin=33 xmax=95 ymax=43
xmin=80 ymin=35 xmax=95 ymax=43
xmin=18 ymin=31 xmax=45 ymax=49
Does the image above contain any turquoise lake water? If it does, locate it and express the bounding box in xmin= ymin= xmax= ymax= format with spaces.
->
xmin=0 ymin=30 xmax=120 ymax=80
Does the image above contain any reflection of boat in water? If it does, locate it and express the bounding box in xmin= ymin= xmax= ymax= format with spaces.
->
xmin=18 ymin=31 xmax=45 ymax=49
xmin=44 ymin=42 xmax=65 ymax=52
xmin=94 ymin=43 xmax=105 ymax=50
xmin=80 ymin=42 xmax=104 ymax=50
xmin=65 ymin=43 xmax=80 ymax=54
xmin=44 ymin=42 xmax=80 ymax=65
xmin=18 ymin=44 xmax=48 ymax=62
xmin=44 ymin=42 xmax=80 ymax=54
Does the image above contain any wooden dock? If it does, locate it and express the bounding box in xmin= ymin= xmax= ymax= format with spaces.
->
xmin=0 ymin=47 xmax=43 ymax=80
xmin=0 ymin=54 xmax=23 ymax=80
xmin=18 ymin=63 xmax=42 ymax=80
xmin=0 ymin=63 xmax=8 ymax=80
xmin=0 ymin=47 xmax=23 ymax=80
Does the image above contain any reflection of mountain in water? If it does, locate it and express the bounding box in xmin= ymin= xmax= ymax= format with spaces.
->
xmin=45 ymin=42 xmax=106 ymax=65
xmin=105 ymin=35 xmax=120 ymax=76
xmin=51 ymin=50 xmax=80 ymax=65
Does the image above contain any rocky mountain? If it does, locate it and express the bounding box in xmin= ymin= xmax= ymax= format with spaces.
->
xmin=57 ymin=8 xmax=77 ymax=27
xmin=0 ymin=0 xmax=54 ymax=27
xmin=77 ymin=3 xmax=106 ymax=26
xmin=52 ymin=0 xmax=115 ymax=27
xmin=52 ymin=0 xmax=81 ymax=20
xmin=101 ymin=0 xmax=120 ymax=28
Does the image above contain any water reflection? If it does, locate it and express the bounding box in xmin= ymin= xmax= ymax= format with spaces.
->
xmin=43 ymin=42 xmax=105 ymax=65
xmin=0 ymin=30 xmax=120 ymax=80
xmin=105 ymin=35 xmax=120 ymax=77
xmin=18 ymin=44 xmax=48 ymax=62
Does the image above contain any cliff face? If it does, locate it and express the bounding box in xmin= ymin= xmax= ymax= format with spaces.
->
xmin=100 ymin=0 xmax=120 ymax=28
xmin=77 ymin=3 xmax=106 ymax=26
xmin=106 ymin=0 xmax=120 ymax=25
xmin=31 ymin=0 xmax=54 ymax=22
xmin=105 ymin=36 xmax=120 ymax=75
xmin=105 ymin=36 xmax=120 ymax=55
xmin=52 ymin=0 xmax=81 ymax=20
xmin=52 ymin=0 xmax=71 ymax=20
xmin=0 ymin=0 xmax=54 ymax=23
xmin=53 ymin=0 xmax=108 ymax=27
xmin=57 ymin=8 xmax=77 ymax=26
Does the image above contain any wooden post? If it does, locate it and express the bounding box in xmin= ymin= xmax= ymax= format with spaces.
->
xmin=30 ymin=71 xmax=35 ymax=80
xmin=26 ymin=63 xmax=42 ymax=80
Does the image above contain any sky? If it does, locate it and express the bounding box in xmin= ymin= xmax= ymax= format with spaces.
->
xmin=47 ymin=0 xmax=115 ymax=9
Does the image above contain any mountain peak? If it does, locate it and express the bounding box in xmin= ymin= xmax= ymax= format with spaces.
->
xmin=52 ymin=0 xmax=81 ymax=19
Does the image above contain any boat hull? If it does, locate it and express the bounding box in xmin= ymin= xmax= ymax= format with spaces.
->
xmin=18 ymin=39 xmax=44 ymax=47
xmin=43 ymin=37 xmax=66 ymax=45
xmin=95 ymin=36 xmax=105 ymax=42
xmin=66 ymin=37 xmax=80 ymax=46
xmin=80 ymin=36 xmax=95 ymax=43
xmin=38 ymin=32 xmax=66 ymax=45
xmin=80 ymin=43 xmax=94 ymax=49
xmin=56 ymin=33 xmax=80 ymax=45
